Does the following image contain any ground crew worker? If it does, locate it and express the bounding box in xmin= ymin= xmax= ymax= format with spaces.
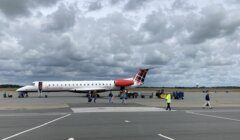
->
xmin=108 ymin=91 xmax=113 ymax=103
xmin=121 ymin=90 xmax=127 ymax=104
xmin=203 ymin=91 xmax=212 ymax=109
xmin=93 ymin=91 xmax=97 ymax=103
xmin=87 ymin=92 xmax=92 ymax=102
xmin=165 ymin=93 xmax=171 ymax=111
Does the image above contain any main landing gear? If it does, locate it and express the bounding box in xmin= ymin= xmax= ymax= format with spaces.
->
xmin=38 ymin=92 xmax=48 ymax=98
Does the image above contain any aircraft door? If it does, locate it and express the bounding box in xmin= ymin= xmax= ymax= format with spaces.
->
xmin=38 ymin=82 xmax=43 ymax=93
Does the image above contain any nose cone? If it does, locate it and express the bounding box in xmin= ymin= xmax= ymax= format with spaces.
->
xmin=16 ymin=87 xmax=26 ymax=92
xmin=16 ymin=85 xmax=37 ymax=92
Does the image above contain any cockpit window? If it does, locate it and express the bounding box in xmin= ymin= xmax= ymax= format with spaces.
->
xmin=31 ymin=82 xmax=35 ymax=86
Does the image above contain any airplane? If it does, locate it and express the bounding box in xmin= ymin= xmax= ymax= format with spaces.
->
xmin=16 ymin=68 xmax=150 ymax=98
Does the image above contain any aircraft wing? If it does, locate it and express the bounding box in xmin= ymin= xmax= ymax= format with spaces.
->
xmin=70 ymin=87 xmax=110 ymax=93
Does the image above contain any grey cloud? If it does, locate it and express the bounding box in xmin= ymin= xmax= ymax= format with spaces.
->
xmin=67 ymin=12 xmax=146 ymax=76
xmin=113 ymin=53 xmax=129 ymax=61
xmin=33 ymin=0 xmax=60 ymax=6
xmin=43 ymin=4 xmax=76 ymax=32
xmin=20 ymin=35 xmax=79 ymax=68
xmin=0 ymin=22 xmax=9 ymax=42
xmin=0 ymin=0 xmax=30 ymax=18
xmin=0 ymin=0 xmax=60 ymax=18
xmin=74 ymin=12 xmax=138 ymax=53
xmin=141 ymin=10 xmax=175 ymax=43
xmin=205 ymin=56 xmax=234 ymax=66
xmin=172 ymin=0 xmax=195 ymax=10
xmin=109 ymin=0 xmax=120 ymax=5
xmin=187 ymin=4 xmax=240 ymax=44
xmin=187 ymin=5 xmax=226 ymax=44
xmin=7 ymin=11 xmax=141 ymax=83
xmin=225 ymin=0 xmax=240 ymax=4
xmin=0 ymin=38 xmax=23 ymax=60
xmin=88 ymin=1 xmax=102 ymax=11
xmin=8 ymin=24 xmax=79 ymax=79
xmin=143 ymin=49 xmax=170 ymax=65
xmin=0 ymin=60 xmax=23 ymax=72
xmin=124 ymin=0 xmax=149 ymax=10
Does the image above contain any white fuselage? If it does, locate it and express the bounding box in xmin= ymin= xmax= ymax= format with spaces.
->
xmin=42 ymin=80 xmax=116 ymax=92
xmin=16 ymin=80 xmax=128 ymax=93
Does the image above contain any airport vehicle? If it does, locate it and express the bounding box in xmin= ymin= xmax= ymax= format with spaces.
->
xmin=156 ymin=90 xmax=184 ymax=100
xmin=126 ymin=92 xmax=139 ymax=98
xmin=16 ymin=69 xmax=149 ymax=97
xmin=172 ymin=91 xmax=184 ymax=99
xmin=139 ymin=92 xmax=154 ymax=98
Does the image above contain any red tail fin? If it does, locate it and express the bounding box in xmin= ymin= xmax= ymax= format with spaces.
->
xmin=133 ymin=69 xmax=149 ymax=85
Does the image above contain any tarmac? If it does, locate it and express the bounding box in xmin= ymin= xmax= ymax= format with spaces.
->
xmin=0 ymin=91 xmax=239 ymax=140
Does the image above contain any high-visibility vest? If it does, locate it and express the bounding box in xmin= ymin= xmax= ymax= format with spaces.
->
xmin=166 ymin=94 xmax=171 ymax=103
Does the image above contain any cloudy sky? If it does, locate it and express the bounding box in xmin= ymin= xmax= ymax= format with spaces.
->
xmin=0 ymin=0 xmax=240 ymax=87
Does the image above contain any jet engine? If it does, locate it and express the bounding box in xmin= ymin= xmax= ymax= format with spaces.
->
xmin=114 ymin=79 xmax=134 ymax=87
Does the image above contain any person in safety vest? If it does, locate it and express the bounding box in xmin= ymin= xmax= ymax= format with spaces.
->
xmin=165 ymin=93 xmax=171 ymax=111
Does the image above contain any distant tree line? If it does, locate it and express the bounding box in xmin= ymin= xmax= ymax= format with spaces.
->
xmin=0 ymin=84 xmax=22 ymax=88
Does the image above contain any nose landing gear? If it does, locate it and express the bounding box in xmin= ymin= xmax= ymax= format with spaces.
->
xmin=18 ymin=92 xmax=28 ymax=98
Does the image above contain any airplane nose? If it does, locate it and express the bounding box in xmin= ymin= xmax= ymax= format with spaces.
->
xmin=16 ymin=85 xmax=37 ymax=92
xmin=16 ymin=87 xmax=25 ymax=92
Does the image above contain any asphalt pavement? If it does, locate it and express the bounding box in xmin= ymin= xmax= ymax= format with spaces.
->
xmin=0 ymin=106 xmax=239 ymax=140
xmin=0 ymin=92 xmax=240 ymax=140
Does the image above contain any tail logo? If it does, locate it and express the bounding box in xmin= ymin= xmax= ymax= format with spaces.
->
xmin=133 ymin=69 xmax=149 ymax=84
